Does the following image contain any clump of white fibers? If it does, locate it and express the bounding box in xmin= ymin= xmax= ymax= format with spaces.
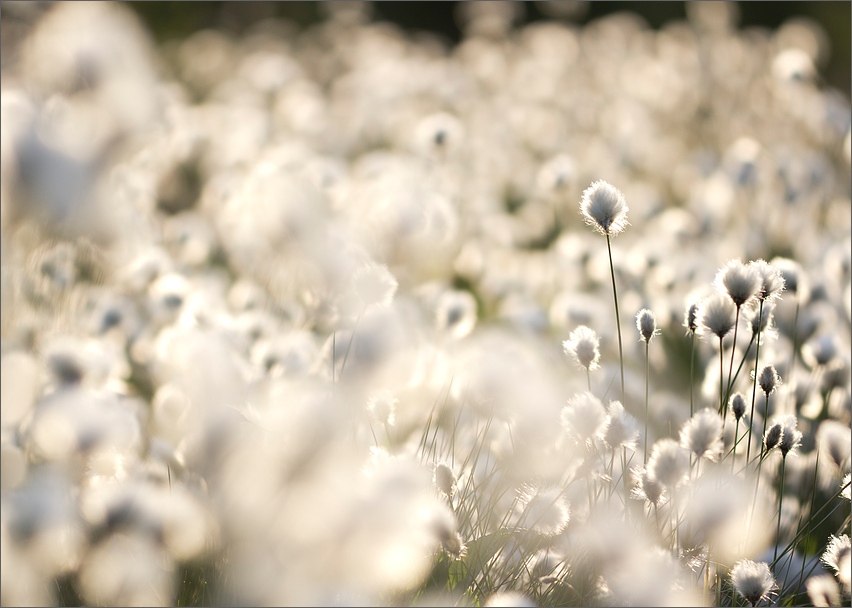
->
xmin=563 ymin=325 xmax=600 ymax=371
xmin=580 ymin=180 xmax=629 ymax=236
xmin=632 ymin=467 xmax=665 ymax=507
xmin=599 ymin=400 xmax=639 ymax=451
xmin=806 ymin=574 xmax=841 ymax=608
xmin=730 ymin=559 xmax=777 ymax=606
xmin=515 ymin=485 xmax=570 ymax=536
xmin=635 ymin=308 xmax=658 ymax=343
xmin=679 ymin=408 xmax=724 ymax=460
xmin=730 ymin=392 xmax=747 ymax=421
xmin=699 ymin=291 xmax=737 ymax=339
xmin=647 ymin=438 xmax=690 ymax=489
xmin=750 ymin=259 xmax=785 ymax=302
xmin=434 ymin=462 xmax=457 ymax=499
xmin=777 ymin=415 xmax=802 ymax=458
xmin=821 ymin=534 xmax=851 ymax=592
xmin=716 ymin=259 xmax=760 ymax=308
xmin=561 ymin=392 xmax=606 ymax=446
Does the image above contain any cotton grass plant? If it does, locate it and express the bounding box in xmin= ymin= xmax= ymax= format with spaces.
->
xmin=0 ymin=3 xmax=850 ymax=608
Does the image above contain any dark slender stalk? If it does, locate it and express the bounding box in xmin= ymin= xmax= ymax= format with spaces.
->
xmin=689 ymin=331 xmax=696 ymax=418
xmin=774 ymin=456 xmax=787 ymax=564
xmin=719 ymin=337 xmax=725 ymax=415
xmin=725 ymin=305 xmax=742 ymax=420
xmin=731 ymin=418 xmax=739 ymax=473
xmin=747 ymin=299 xmax=764 ymax=463
xmin=795 ymin=450 xmax=820 ymax=599
xmin=605 ymin=234 xmax=625 ymax=403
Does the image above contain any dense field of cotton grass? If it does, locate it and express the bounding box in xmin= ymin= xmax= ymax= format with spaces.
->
xmin=1 ymin=1 xmax=850 ymax=606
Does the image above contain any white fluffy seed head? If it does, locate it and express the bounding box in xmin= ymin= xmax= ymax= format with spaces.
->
xmin=563 ymin=325 xmax=600 ymax=371
xmin=716 ymin=259 xmax=760 ymax=308
xmin=684 ymin=301 xmax=700 ymax=334
xmin=599 ymin=400 xmax=639 ymax=451
xmin=778 ymin=414 xmax=802 ymax=458
xmin=806 ymin=574 xmax=841 ymax=608
xmin=647 ymin=438 xmax=690 ymax=489
xmin=764 ymin=421 xmax=783 ymax=452
xmin=679 ymin=408 xmax=724 ymax=460
xmin=580 ymin=180 xmax=629 ymax=237
xmin=730 ymin=559 xmax=776 ymax=606
xmin=699 ymin=292 xmax=737 ymax=340
xmin=758 ymin=365 xmax=781 ymax=395
xmin=821 ymin=534 xmax=851 ymax=591
xmin=631 ymin=467 xmax=665 ymax=506
xmin=434 ymin=462 xmax=457 ymax=498
xmin=749 ymin=259 xmax=785 ymax=302
xmin=730 ymin=392 xmax=747 ymax=421
xmin=561 ymin=392 xmax=606 ymax=445
xmin=636 ymin=308 xmax=658 ymax=344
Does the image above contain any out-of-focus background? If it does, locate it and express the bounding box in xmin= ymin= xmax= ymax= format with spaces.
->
xmin=124 ymin=1 xmax=851 ymax=98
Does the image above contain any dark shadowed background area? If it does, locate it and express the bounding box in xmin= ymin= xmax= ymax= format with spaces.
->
xmin=126 ymin=1 xmax=851 ymax=98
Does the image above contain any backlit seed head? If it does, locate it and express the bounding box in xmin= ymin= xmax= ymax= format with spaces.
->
xmin=684 ymin=302 xmax=700 ymax=334
xmin=758 ymin=365 xmax=781 ymax=395
xmin=580 ymin=180 xmax=629 ymax=237
xmin=730 ymin=392 xmax=747 ymax=421
xmin=716 ymin=259 xmax=760 ymax=308
xmin=778 ymin=415 xmax=802 ymax=458
xmin=679 ymin=408 xmax=724 ymax=461
xmin=636 ymin=308 xmax=658 ymax=344
xmin=749 ymin=259 xmax=785 ymax=302
xmin=563 ymin=325 xmax=600 ymax=371
xmin=730 ymin=559 xmax=776 ymax=606
xmin=434 ymin=462 xmax=457 ymax=498
xmin=764 ymin=422 xmax=783 ymax=452
xmin=699 ymin=292 xmax=737 ymax=340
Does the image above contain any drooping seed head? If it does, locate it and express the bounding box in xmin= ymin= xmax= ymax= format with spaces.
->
xmin=563 ymin=325 xmax=600 ymax=371
xmin=716 ymin=259 xmax=760 ymax=308
xmin=730 ymin=559 xmax=776 ymax=607
xmin=579 ymin=180 xmax=629 ymax=237
xmin=636 ymin=308 xmax=658 ymax=344
xmin=764 ymin=421 xmax=783 ymax=452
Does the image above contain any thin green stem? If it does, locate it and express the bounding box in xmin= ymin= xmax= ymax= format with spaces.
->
xmin=747 ymin=300 xmax=764 ymax=464
xmin=731 ymin=418 xmax=739 ymax=473
xmin=644 ymin=341 xmax=650 ymax=462
xmin=606 ymin=234 xmax=625 ymax=403
xmin=775 ymin=456 xmax=787 ymax=564
xmin=795 ymin=449 xmax=820 ymax=599
xmin=719 ymin=337 xmax=725 ymax=415
xmin=725 ymin=305 xmax=742 ymax=420
xmin=689 ymin=331 xmax=696 ymax=418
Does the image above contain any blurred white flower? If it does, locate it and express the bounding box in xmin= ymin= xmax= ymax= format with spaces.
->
xmin=730 ymin=559 xmax=776 ymax=607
